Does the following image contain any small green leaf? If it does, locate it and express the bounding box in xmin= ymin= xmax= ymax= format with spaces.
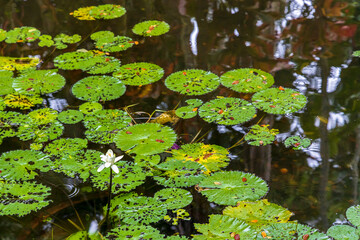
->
xmin=353 ymin=51 xmax=360 ymax=57
xmin=38 ymin=35 xmax=54 ymax=47
xmin=346 ymin=205 xmax=360 ymax=227
xmin=5 ymin=27 xmax=41 ymax=43
xmin=58 ymin=110 xmax=84 ymax=124
xmin=132 ymin=20 xmax=170 ymax=36
xmin=54 ymin=33 xmax=81 ymax=49
xmin=79 ymin=102 xmax=103 ymax=115
xmin=284 ymin=136 xmax=311 ymax=150
xmin=0 ymin=111 xmax=29 ymax=142
xmin=175 ymin=99 xmax=203 ymax=119
xmin=245 ymin=125 xmax=279 ymax=146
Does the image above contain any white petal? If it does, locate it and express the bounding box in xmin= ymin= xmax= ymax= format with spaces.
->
xmin=111 ymin=165 xmax=119 ymax=174
xmin=106 ymin=149 xmax=114 ymax=158
xmin=114 ymin=155 xmax=124 ymax=162
xmin=97 ymin=164 xmax=105 ymax=172
xmin=105 ymin=162 xmax=111 ymax=168
xmin=100 ymin=155 xmax=108 ymax=162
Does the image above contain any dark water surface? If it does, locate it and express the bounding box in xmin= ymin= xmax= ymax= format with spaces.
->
xmin=1 ymin=0 xmax=360 ymax=239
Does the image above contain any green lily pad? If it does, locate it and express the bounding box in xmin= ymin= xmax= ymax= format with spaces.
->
xmin=175 ymin=99 xmax=203 ymax=119
xmin=154 ymin=159 xmax=206 ymax=187
xmin=91 ymin=161 xmax=147 ymax=194
xmin=4 ymin=93 xmax=43 ymax=109
xmin=0 ymin=111 xmax=29 ymax=143
xmin=113 ymin=62 xmax=164 ymax=86
xmin=58 ymin=110 xmax=84 ymax=124
xmin=0 ymin=150 xmax=52 ymax=181
xmin=30 ymin=142 xmax=43 ymax=150
xmin=327 ymin=225 xmax=359 ymax=240
xmin=72 ymin=76 xmax=126 ymax=102
xmin=5 ymin=27 xmax=41 ymax=43
xmin=245 ymin=125 xmax=279 ymax=146
xmin=0 ymin=180 xmax=51 ymax=217
xmin=0 ymin=29 xmax=6 ymax=42
xmin=86 ymin=56 xmax=121 ymax=75
xmin=197 ymin=171 xmax=268 ymax=205
xmin=284 ymin=136 xmax=311 ymax=150
xmin=193 ymin=215 xmax=256 ymax=240
xmin=54 ymin=33 xmax=81 ymax=49
xmin=17 ymin=120 xmax=64 ymax=143
xmin=0 ymin=70 xmax=14 ymax=95
xmin=114 ymin=123 xmax=177 ymax=156
xmin=132 ymin=20 xmax=170 ymax=37
xmin=38 ymin=35 xmax=54 ymax=47
xmin=0 ymin=56 xmax=40 ymax=71
xmin=91 ymin=31 xmax=134 ymax=52
xmin=107 ymin=225 xmax=164 ymax=240
xmin=83 ymin=109 xmax=131 ymax=144
xmin=257 ymin=222 xmax=330 ymax=240
xmin=165 ymin=69 xmax=220 ymax=95
xmin=79 ymin=102 xmax=103 ymax=115
xmin=353 ymin=51 xmax=360 ymax=57
xmin=220 ymin=68 xmax=274 ymax=93
xmin=27 ymin=108 xmax=58 ymax=125
xmin=252 ymin=87 xmax=307 ymax=114
xmin=134 ymin=154 xmax=161 ymax=169
xmin=168 ymin=143 xmax=229 ymax=173
xmin=346 ymin=205 xmax=360 ymax=227
xmin=44 ymin=138 xmax=88 ymax=158
xmin=89 ymin=4 xmax=126 ymax=20
xmin=223 ymin=199 xmax=294 ymax=228
xmin=70 ymin=6 xmax=96 ymax=20
xmin=199 ymin=97 xmax=256 ymax=125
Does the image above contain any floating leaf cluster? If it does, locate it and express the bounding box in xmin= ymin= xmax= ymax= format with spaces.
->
xmin=91 ymin=31 xmax=134 ymax=52
xmin=245 ymin=124 xmax=279 ymax=146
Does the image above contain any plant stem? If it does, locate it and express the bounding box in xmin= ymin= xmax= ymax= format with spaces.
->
xmin=106 ymin=167 xmax=113 ymax=231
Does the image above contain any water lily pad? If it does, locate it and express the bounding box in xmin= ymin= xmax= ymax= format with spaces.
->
xmin=91 ymin=161 xmax=147 ymax=194
xmin=199 ymin=97 xmax=256 ymax=125
xmin=353 ymin=51 xmax=360 ymax=57
xmin=220 ymin=68 xmax=274 ymax=93
xmin=4 ymin=93 xmax=43 ymax=109
xmin=83 ymin=109 xmax=131 ymax=144
xmin=0 ymin=29 xmax=6 ymax=42
xmin=5 ymin=27 xmax=41 ymax=43
xmin=72 ymin=76 xmax=126 ymax=102
xmin=44 ymin=138 xmax=88 ymax=158
xmin=284 ymin=136 xmax=311 ymax=150
xmin=28 ymin=108 xmax=58 ymax=125
xmin=107 ymin=225 xmax=164 ymax=240
xmin=30 ymin=142 xmax=43 ymax=150
xmin=86 ymin=56 xmax=121 ymax=75
xmin=113 ymin=62 xmax=164 ymax=86
xmin=0 ymin=56 xmax=40 ymax=71
xmin=79 ymin=102 xmax=103 ymax=115
xmin=70 ymin=6 xmax=96 ymax=20
xmin=134 ymin=154 xmax=161 ymax=169
xmin=175 ymin=99 xmax=203 ymax=119
xmin=193 ymin=215 xmax=256 ymax=240
xmin=114 ymin=123 xmax=177 ymax=156
xmin=168 ymin=143 xmax=229 ymax=173
xmin=154 ymin=159 xmax=206 ymax=187
xmin=89 ymin=4 xmax=126 ymax=20
xmin=0 ymin=111 xmax=29 ymax=143
xmin=132 ymin=20 xmax=170 ymax=37
xmin=0 ymin=150 xmax=52 ymax=181
xmin=165 ymin=69 xmax=220 ymax=95
xmin=154 ymin=188 xmax=193 ymax=209
xmin=223 ymin=199 xmax=293 ymax=228
xmin=0 ymin=180 xmax=51 ymax=217
xmin=252 ymin=87 xmax=307 ymax=114
xmin=197 ymin=171 xmax=268 ymax=205
xmin=17 ymin=120 xmax=64 ymax=143
xmin=346 ymin=205 xmax=360 ymax=227
xmin=0 ymin=70 xmax=14 ymax=95
xmin=257 ymin=222 xmax=330 ymax=240
xmin=91 ymin=31 xmax=134 ymax=52
xmin=245 ymin=125 xmax=279 ymax=146
xmin=54 ymin=33 xmax=81 ymax=49
xmin=58 ymin=110 xmax=84 ymax=124
xmin=38 ymin=35 xmax=54 ymax=47
xmin=327 ymin=225 xmax=359 ymax=240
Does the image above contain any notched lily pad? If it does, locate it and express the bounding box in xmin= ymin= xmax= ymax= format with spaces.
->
xmin=175 ymin=99 xmax=203 ymax=119
xmin=79 ymin=102 xmax=103 ymax=115
xmin=58 ymin=110 xmax=84 ymax=124
xmin=165 ymin=69 xmax=220 ymax=95
xmin=0 ymin=56 xmax=40 ymax=71
xmin=220 ymin=68 xmax=274 ymax=93
xmin=132 ymin=20 xmax=170 ymax=37
xmin=199 ymin=97 xmax=256 ymax=125
xmin=91 ymin=31 xmax=134 ymax=52
xmin=252 ymin=87 xmax=307 ymax=114
xmin=245 ymin=125 xmax=279 ymax=146
xmin=72 ymin=76 xmax=126 ymax=102
xmin=5 ymin=27 xmax=41 ymax=43
xmin=113 ymin=62 xmax=164 ymax=86
xmin=54 ymin=33 xmax=81 ymax=49
xmin=284 ymin=136 xmax=311 ymax=150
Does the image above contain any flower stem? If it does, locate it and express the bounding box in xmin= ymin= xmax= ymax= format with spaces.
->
xmin=106 ymin=167 xmax=113 ymax=231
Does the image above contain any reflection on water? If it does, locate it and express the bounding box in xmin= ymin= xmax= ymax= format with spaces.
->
xmin=0 ymin=0 xmax=360 ymax=237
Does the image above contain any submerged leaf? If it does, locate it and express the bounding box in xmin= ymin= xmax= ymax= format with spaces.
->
xmin=132 ymin=20 xmax=170 ymax=37
xmin=199 ymin=97 xmax=256 ymax=125
xmin=0 ymin=111 xmax=29 ymax=143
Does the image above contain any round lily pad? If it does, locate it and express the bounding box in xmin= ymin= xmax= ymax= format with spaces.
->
xmin=79 ymin=102 xmax=103 ymax=115
xmin=86 ymin=56 xmax=121 ymax=74
xmin=175 ymin=99 xmax=203 ymax=119
xmin=70 ymin=6 xmax=96 ymax=20
xmin=4 ymin=93 xmax=43 ymax=110
xmin=220 ymin=68 xmax=274 ymax=93
xmin=72 ymin=76 xmax=126 ymax=102
xmin=165 ymin=69 xmax=220 ymax=95
xmin=114 ymin=123 xmax=177 ymax=156
xmin=252 ymin=87 xmax=307 ymax=114
xmin=327 ymin=225 xmax=359 ymax=240
xmin=346 ymin=205 xmax=360 ymax=227
xmin=245 ymin=125 xmax=279 ymax=146
xmin=92 ymin=33 xmax=134 ymax=52
xmin=89 ymin=4 xmax=126 ymax=20
xmin=132 ymin=20 xmax=170 ymax=37
xmin=58 ymin=110 xmax=84 ymax=124
xmin=199 ymin=97 xmax=256 ymax=125
xmin=5 ymin=27 xmax=41 ymax=43
xmin=113 ymin=62 xmax=164 ymax=86
xmin=284 ymin=136 xmax=311 ymax=150
xmin=0 ymin=70 xmax=14 ymax=95
xmin=197 ymin=171 xmax=268 ymax=205
xmin=28 ymin=108 xmax=58 ymax=125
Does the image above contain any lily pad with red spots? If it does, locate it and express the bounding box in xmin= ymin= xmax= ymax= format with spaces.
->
xmin=132 ymin=20 xmax=170 ymax=37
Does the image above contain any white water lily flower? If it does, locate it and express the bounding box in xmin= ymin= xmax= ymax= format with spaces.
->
xmin=97 ymin=149 xmax=123 ymax=174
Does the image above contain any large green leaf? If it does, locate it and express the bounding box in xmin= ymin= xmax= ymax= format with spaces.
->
xmin=17 ymin=120 xmax=64 ymax=143
xmin=252 ymin=87 xmax=307 ymax=114
xmin=154 ymin=159 xmax=206 ymax=187
xmin=193 ymin=215 xmax=256 ymax=240
xmin=0 ymin=70 xmax=14 ymax=95
xmin=107 ymin=225 xmax=164 ymax=240
xmin=256 ymin=222 xmax=330 ymax=240
xmin=165 ymin=69 xmax=220 ymax=95
xmin=197 ymin=171 xmax=268 ymax=205
xmin=198 ymin=97 xmax=256 ymax=125
xmin=284 ymin=136 xmax=311 ymax=150
xmin=4 ymin=93 xmax=43 ymax=110
xmin=27 ymin=108 xmax=58 ymax=125
xmin=114 ymin=123 xmax=177 ymax=156
xmin=0 ymin=56 xmax=40 ymax=71
xmin=5 ymin=27 xmax=41 ymax=43
xmin=0 ymin=150 xmax=52 ymax=181
xmin=113 ymin=62 xmax=164 ymax=86
xmin=13 ymin=70 xmax=65 ymax=95
xmin=346 ymin=205 xmax=360 ymax=227
xmin=44 ymin=138 xmax=88 ymax=158
xmin=58 ymin=110 xmax=84 ymax=124
xmin=220 ymin=68 xmax=274 ymax=93
xmin=175 ymin=99 xmax=203 ymax=119
xmin=72 ymin=76 xmax=126 ymax=102
xmin=0 ymin=180 xmax=51 ymax=217
xmin=223 ymin=199 xmax=293 ymax=228
xmin=245 ymin=125 xmax=279 ymax=146
xmin=327 ymin=225 xmax=359 ymax=240
xmin=168 ymin=143 xmax=230 ymax=173
xmin=132 ymin=20 xmax=170 ymax=36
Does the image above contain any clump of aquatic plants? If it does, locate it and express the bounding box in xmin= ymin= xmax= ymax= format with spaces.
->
xmin=1 ymin=3 xmax=350 ymax=240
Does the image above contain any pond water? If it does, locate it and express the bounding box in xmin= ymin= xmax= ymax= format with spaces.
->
xmin=1 ymin=0 xmax=360 ymax=239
